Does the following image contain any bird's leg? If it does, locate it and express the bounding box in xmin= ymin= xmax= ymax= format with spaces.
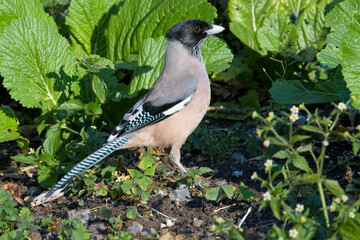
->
xmin=169 ymin=145 xmax=187 ymax=174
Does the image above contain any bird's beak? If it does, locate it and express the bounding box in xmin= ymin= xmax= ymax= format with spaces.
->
xmin=205 ymin=24 xmax=225 ymax=35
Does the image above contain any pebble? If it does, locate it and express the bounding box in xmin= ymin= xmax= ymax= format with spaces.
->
xmin=141 ymin=228 xmax=157 ymax=236
xmin=193 ymin=218 xmax=203 ymax=227
xmin=214 ymin=179 xmax=227 ymax=186
xmin=229 ymin=152 xmax=246 ymax=163
xmin=68 ymin=209 xmax=91 ymax=228
xmin=125 ymin=222 xmax=144 ymax=234
xmin=26 ymin=186 xmax=40 ymax=196
xmin=169 ymin=184 xmax=191 ymax=202
xmin=232 ymin=170 xmax=243 ymax=178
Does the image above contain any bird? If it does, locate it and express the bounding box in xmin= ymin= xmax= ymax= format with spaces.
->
xmin=33 ymin=19 xmax=225 ymax=203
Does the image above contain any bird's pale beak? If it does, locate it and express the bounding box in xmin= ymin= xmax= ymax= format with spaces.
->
xmin=205 ymin=24 xmax=225 ymax=35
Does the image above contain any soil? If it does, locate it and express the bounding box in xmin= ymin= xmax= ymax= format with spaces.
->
xmin=0 ymin=125 xmax=276 ymax=239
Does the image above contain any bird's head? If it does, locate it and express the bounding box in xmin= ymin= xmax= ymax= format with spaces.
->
xmin=165 ymin=19 xmax=224 ymax=54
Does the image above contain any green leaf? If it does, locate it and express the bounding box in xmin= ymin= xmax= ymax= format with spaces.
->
xmin=65 ymin=0 xmax=121 ymax=56
xmin=126 ymin=206 xmax=138 ymax=219
xmin=57 ymin=99 xmax=84 ymax=112
xmin=342 ymin=13 xmax=360 ymax=110
xmin=91 ymin=75 xmax=107 ymax=103
xmin=221 ymin=185 xmax=236 ymax=199
xmin=270 ymin=198 xmax=281 ymax=220
xmin=229 ymin=0 xmax=331 ymax=56
xmin=140 ymin=191 xmax=150 ymax=202
xmin=229 ymin=0 xmax=275 ymax=54
xmin=198 ymin=167 xmax=213 ymax=175
xmin=317 ymin=43 xmax=342 ymax=69
xmin=127 ymin=169 xmax=143 ymax=178
xmin=201 ymin=37 xmax=233 ymax=74
xmin=138 ymin=152 xmax=157 ymax=170
xmin=323 ymin=179 xmax=345 ymax=197
xmin=340 ymin=219 xmax=360 ymax=240
xmin=239 ymin=182 xmax=255 ymax=201
xmin=134 ymin=176 xmax=152 ymax=190
xmin=273 ymin=150 xmax=290 ymax=159
xmin=290 ymin=135 xmax=311 ymax=145
xmin=257 ymin=13 xmax=296 ymax=53
xmin=101 ymin=162 xmax=117 ymax=178
xmin=144 ymin=166 xmax=155 ymax=176
xmin=43 ymin=124 xmax=62 ymax=156
xmin=205 ymin=187 xmax=221 ymax=202
xmin=96 ymin=185 xmax=108 ymax=196
xmin=301 ymin=173 xmax=321 ymax=183
xmin=106 ymin=0 xmax=217 ymax=61
xmin=301 ymin=125 xmax=325 ymax=135
xmin=38 ymin=165 xmax=58 ymax=187
xmin=86 ymin=102 xmax=102 ymax=116
xmin=296 ymin=144 xmax=312 ymax=153
xmin=11 ymin=154 xmax=35 ymax=164
xmin=318 ymin=0 xmax=360 ymax=68
xmin=291 ymin=154 xmax=311 ymax=173
xmin=129 ymin=37 xmax=165 ymax=93
xmin=0 ymin=0 xmax=56 ymax=36
xmin=269 ymin=80 xmax=339 ymax=104
xmin=120 ymin=181 xmax=132 ymax=194
xmin=353 ymin=142 xmax=360 ymax=156
xmin=0 ymin=109 xmax=20 ymax=142
xmin=0 ymin=18 xmax=77 ymax=110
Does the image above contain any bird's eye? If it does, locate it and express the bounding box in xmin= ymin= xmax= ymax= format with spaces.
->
xmin=193 ymin=26 xmax=201 ymax=33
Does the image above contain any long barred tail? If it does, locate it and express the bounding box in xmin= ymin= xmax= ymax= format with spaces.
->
xmin=33 ymin=136 xmax=130 ymax=202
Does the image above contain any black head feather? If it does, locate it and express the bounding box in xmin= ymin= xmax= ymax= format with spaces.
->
xmin=165 ymin=19 xmax=213 ymax=49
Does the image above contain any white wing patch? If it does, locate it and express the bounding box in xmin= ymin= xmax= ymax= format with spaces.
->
xmin=163 ymin=95 xmax=193 ymax=115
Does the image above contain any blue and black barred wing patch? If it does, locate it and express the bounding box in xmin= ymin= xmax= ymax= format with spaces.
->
xmin=33 ymin=136 xmax=130 ymax=202
xmin=106 ymin=95 xmax=193 ymax=143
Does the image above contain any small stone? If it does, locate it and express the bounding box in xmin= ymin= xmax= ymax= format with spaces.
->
xmin=26 ymin=186 xmax=40 ymax=196
xmin=68 ymin=209 xmax=91 ymax=228
xmin=169 ymin=185 xmax=191 ymax=202
xmin=125 ymin=222 xmax=143 ymax=234
xmin=89 ymin=221 xmax=107 ymax=233
xmin=214 ymin=179 xmax=227 ymax=186
xmin=30 ymin=231 xmax=41 ymax=240
xmin=232 ymin=170 xmax=243 ymax=178
xmin=193 ymin=218 xmax=203 ymax=228
xmin=166 ymin=219 xmax=175 ymax=227
xmin=229 ymin=152 xmax=246 ymax=163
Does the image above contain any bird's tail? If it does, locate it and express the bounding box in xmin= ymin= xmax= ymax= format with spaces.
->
xmin=33 ymin=136 xmax=130 ymax=202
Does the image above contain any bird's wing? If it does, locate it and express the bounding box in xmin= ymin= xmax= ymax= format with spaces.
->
xmin=106 ymin=73 xmax=198 ymax=143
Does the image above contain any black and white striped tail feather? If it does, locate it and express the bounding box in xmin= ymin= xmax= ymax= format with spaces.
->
xmin=33 ymin=136 xmax=130 ymax=202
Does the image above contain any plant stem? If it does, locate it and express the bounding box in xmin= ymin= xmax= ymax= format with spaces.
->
xmin=317 ymin=180 xmax=330 ymax=229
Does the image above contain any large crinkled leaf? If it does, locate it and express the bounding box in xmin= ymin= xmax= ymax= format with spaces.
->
xmin=106 ymin=0 xmax=217 ymax=61
xmin=0 ymin=18 xmax=77 ymax=110
xmin=130 ymin=36 xmax=233 ymax=94
xmin=229 ymin=0 xmax=275 ymax=54
xmin=342 ymin=13 xmax=360 ymax=109
xmin=66 ymin=0 xmax=123 ymax=56
xmin=317 ymin=43 xmax=342 ymax=68
xmin=202 ymin=37 xmax=233 ymax=74
xmin=130 ymin=37 xmax=166 ymax=94
xmin=0 ymin=0 xmax=56 ymax=36
xmin=0 ymin=106 xmax=28 ymax=149
xmin=229 ymin=0 xmax=331 ymax=56
xmin=269 ymin=80 xmax=339 ymax=104
xmin=257 ymin=14 xmax=297 ymax=53
xmin=317 ymin=0 xmax=360 ymax=68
